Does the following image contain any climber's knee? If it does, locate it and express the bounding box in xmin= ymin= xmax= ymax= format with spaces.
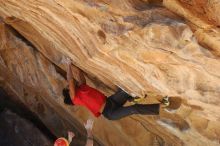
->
xmin=102 ymin=106 xmax=119 ymax=120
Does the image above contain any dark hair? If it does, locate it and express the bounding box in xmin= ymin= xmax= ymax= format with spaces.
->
xmin=63 ymin=88 xmax=74 ymax=105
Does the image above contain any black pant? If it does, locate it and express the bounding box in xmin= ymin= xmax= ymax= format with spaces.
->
xmin=102 ymin=89 xmax=160 ymax=120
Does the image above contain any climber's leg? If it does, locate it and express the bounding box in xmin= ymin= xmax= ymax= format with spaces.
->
xmin=102 ymin=102 xmax=160 ymax=120
xmin=108 ymin=89 xmax=133 ymax=106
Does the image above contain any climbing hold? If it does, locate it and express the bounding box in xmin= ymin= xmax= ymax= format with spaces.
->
xmin=99 ymin=4 xmax=108 ymax=12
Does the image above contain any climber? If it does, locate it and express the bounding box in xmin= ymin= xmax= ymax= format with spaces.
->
xmin=54 ymin=119 xmax=94 ymax=146
xmin=63 ymin=59 xmax=161 ymax=120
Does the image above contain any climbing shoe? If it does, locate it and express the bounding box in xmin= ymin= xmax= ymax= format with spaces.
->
xmin=161 ymin=96 xmax=170 ymax=107
xmin=131 ymin=95 xmax=147 ymax=104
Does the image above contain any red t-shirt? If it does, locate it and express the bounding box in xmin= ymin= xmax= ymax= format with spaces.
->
xmin=71 ymin=84 xmax=106 ymax=117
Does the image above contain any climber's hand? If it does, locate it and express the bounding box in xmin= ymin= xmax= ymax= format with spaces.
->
xmin=61 ymin=57 xmax=72 ymax=66
xmin=68 ymin=131 xmax=75 ymax=144
xmin=68 ymin=131 xmax=75 ymax=138
xmin=84 ymin=119 xmax=94 ymax=136
xmin=66 ymin=58 xmax=72 ymax=65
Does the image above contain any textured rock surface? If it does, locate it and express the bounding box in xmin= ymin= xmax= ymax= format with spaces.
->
xmin=0 ymin=0 xmax=220 ymax=146
xmin=0 ymin=109 xmax=52 ymax=146
xmin=0 ymin=23 xmax=88 ymax=146
xmin=164 ymin=0 xmax=220 ymax=57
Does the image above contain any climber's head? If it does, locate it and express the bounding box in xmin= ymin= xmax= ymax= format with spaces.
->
xmin=54 ymin=137 xmax=69 ymax=146
xmin=63 ymin=88 xmax=74 ymax=105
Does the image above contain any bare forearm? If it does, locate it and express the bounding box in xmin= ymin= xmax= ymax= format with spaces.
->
xmin=67 ymin=131 xmax=75 ymax=144
xmin=85 ymin=139 xmax=93 ymax=146
xmin=68 ymin=137 xmax=72 ymax=144
xmin=68 ymin=134 xmax=73 ymax=144
xmin=67 ymin=64 xmax=76 ymax=98
xmin=86 ymin=132 xmax=93 ymax=146
xmin=84 ymin=119 xmax=94 ymax=146
xmin=78 ymin=69 xmax=86 ymax=85
xmin=67 ymin=64 xmax=73 ymax=81
xmin=69 ymin=79 xmax=75 ymax=98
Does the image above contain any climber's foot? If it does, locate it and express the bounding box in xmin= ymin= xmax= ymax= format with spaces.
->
xmin=161 ymin=96 xmax=170 ymax=108
xmin=159 ymin=96 xmax=182 ymax=110
xmin=130 ymin=95 xmax=147 ymax=104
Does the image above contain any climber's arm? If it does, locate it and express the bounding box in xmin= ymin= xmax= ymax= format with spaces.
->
xmin=85 ymin=138 xmax=93 ymax=146
xmin=67 ymin=131 xmax=75 ymax=144
xmin=66 ymin=58 xmax=86 ymax=98
xmin=67 ymin=63 xmax=76 ymax=98
xmin=67 ymin=60 xmax=86 ymax=86
xmin=85 ymin=119 xmax=94 ymax=146
xmin=78 ymin=68 xmax=86 ymax=85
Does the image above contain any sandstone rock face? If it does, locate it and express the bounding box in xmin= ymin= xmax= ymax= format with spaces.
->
xmin=0 ymin=0 xmax=220 ymax=146
xmin=0 ymin=109 xmax=52 ymax=146
xmin=164 ymin=0 xmax=220 ymax=57
xmin=0 ymin=23 xmax=88 ymax=146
